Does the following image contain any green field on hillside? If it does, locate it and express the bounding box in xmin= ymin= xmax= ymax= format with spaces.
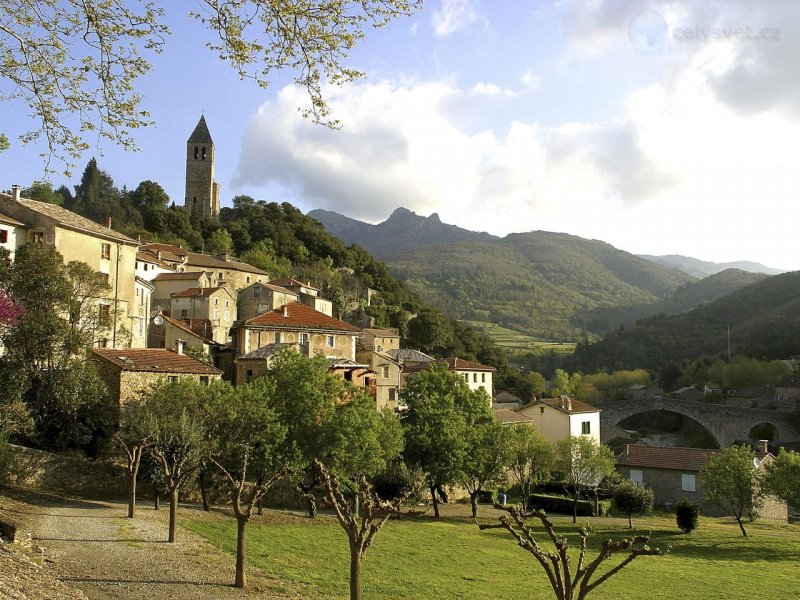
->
xmin=461 ymin=320 xmax=576 ymax=353
xmin=184 ymin=510 xmax=800 ymax=600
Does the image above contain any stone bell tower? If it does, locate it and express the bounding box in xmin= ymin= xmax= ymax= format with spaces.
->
xmin=184 ymin=116 xmax=220 ymax=217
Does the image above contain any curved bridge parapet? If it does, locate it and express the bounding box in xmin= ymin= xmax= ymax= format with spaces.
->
xmin=601 ymin=397 xmax=800 ymax=448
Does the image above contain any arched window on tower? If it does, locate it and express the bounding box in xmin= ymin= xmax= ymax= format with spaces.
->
xmin=201 ymin=146 xmax=207 ymax=160
xmin=194 ymin=146 xmax=198 ymax=159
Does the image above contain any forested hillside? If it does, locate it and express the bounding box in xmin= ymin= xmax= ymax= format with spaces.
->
xmin=387 ymin=231 xmax=695 ymax=341
xmin=570 ymin=270 xmax=800 ymax=371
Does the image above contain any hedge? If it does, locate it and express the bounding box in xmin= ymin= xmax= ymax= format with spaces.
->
xmin=528 ymin=493 xmax=613 ymax=517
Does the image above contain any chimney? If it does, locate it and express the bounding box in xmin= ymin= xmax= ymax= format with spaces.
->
xmin=156 ymin=251 xmax=162 ymax=260
xmin=176 ymin=339 xmax=185 ymax=355
xmin=281 ymin=305 xmax=289 ymax=317
xmin=11 ymin=184 xmax=21 ymax=201
xmin=625 ymin=444 xmax=630 ymax=456
xmin=105 ymin=216 xmax=112 ymax=229
xmin=758 ymin=439 xmax=769 ymax=454
xmin=567 ymin=397 xmax=572 ymax=411
xmin=560 ymin=396 xmax=566 ymax=409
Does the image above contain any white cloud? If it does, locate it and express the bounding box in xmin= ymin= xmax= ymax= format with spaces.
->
xmin=520 ymin=68 xmax=542 ymax=91
xmin=432 ymin=0 xmax=480 ymax=37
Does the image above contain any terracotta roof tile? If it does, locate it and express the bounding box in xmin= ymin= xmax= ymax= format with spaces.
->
xmin=185 ymin=252 xmax=267 ymax=275
xmin=363 ymin=328 xmax=400 ymax=337
xmin=243 ymin=301 xmax=360 ymax=333
xmin=161 ymin=315 xmax=215 ymax=344
xmin=244 ymin=282 xmax=299 ymax=296
xmin=616 ymin=445 xmax=718 ymax=472
xmin=494 ymin=409 xmax=535 ymax=424
xmin=444 ymin=357 xmax=495 ymax=372
xmin=92 ymin=348 xmax=221 ymax=374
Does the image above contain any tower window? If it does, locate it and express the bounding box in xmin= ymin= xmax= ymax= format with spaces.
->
xmin=194 ymin=146 xmax=198 ymax=159
xmin=201 ymin=146 xmax=207 ymax=160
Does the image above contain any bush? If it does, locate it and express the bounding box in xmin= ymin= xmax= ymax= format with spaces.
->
xmin=528 ymin=493 xmax=612 ymax=517
xmin=0 ymin=432 xmax=13 ymax=485
xmin=675 ymin=498 xmax=699 ymax=533
xmin=476 ymin=489 xmax=496 ymax=504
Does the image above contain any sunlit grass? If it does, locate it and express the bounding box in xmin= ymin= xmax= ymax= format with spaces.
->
xmin=183 ymin=510 xmax=800 ymax=599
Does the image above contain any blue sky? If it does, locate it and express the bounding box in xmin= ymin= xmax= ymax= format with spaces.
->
xmin=4 ymin=1 xmax=800 ymax=270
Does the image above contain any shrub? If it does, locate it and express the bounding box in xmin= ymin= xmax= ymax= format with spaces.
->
xmin=528 ymin=493 xmax=612 ymax=517
xmin=675 ymin=498 xmax=699 ymax=533
xmin=0 ymin=432 xmax=13 ymax=485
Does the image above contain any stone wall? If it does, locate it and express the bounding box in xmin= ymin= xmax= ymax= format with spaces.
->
xmin=6 ymin=445 xmax=127 ymax=499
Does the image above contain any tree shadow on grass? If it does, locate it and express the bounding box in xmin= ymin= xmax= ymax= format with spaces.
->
xmin=58 ymin=575 xmax=236 ymax=588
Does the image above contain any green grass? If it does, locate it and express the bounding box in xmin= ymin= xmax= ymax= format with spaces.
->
xmin=182 ymin=510 xmax=800 ymax=599
xmin=460 ymin=320 xmax=576 ymax=353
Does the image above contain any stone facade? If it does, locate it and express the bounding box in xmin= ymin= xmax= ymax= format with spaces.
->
xmin=184 ymin=116 xmax=220 ymax=217
xmin=237 ymin=282 xmax=299 ymax=321
xmin=170 ymin=287 xmax=236 ymax=345
xmin=356 ymin=348 xmax=402 ymax=411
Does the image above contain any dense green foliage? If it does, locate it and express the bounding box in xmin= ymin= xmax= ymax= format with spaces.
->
xmin=763 ymin=450 xmax=800 ymax=509
xmin=572 ymin=271 xmax=800 ymax=371
xmin=675 ymin=498 xmax=700 ymax=533
xmin=613 ymin=481 xmax=654 ymax=528
xmin=700 ymin=445 xmax=762 ymax=537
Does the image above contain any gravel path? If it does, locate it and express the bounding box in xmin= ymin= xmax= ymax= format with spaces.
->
xmin=1 ymin=488 xmax=299 ymax=599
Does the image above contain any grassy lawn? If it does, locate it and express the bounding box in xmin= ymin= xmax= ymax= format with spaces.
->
xmin=182 ymin=509 xmax=800 ymax=599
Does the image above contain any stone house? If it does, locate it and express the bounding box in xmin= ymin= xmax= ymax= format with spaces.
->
xmin=361 ymin=328 xmax=401 ymax=353
xmin=237 ymin=281 xmax=299 ymax=321
xmin=232 ymin=302 xmax=361 ymax=384
xmin=616 ymin=443 xmax=787 ymax=520
xmin=444 ymin=358 xmax=495 ymax=397
xmin=91 ymin=346 xmax=222 ymax=408
xmin=183 ymin=251 xmax=269 ymax=293
xmin=516 ymin=397 xmax=601 ymax=445
xmin=626 ymin=384 xmax=663 ymax=400
xmin=150 ymin=271 xmax=211 ymax=316
xmin=673 ymin=386 xmax=704 ymax=402
xmin=356 ymin=347 xmax=403 ymax=411
xmin=0 ymin=187 xmax=144 ymax=348
xmin=135 ymin=248 xmax=175 ymax=282
xmin=0 ymin=210 xmax=26 ymax=259
xmin=269 ymin=277 xmax=333 ymax=316
xmin=170 ymin=286 xmax=236 ymax=345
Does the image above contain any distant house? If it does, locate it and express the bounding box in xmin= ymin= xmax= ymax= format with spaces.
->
xmin=170 ymin=286 xmax=237 ymax=345
xmin=150 ymin=270 xmax=212 ymax=317
xmin=92 ymin=346 xmax=222 ymax=408
xmin=673 ymin=386 xmax=703 ymax=402
xmin=493 ymin=408 xmax=536 ymax=426
xmin=0 ymin=210 xmax=26 ymax=259
xmin=269 ymin=277 xmax=333 ymax=316
xmin=236 ymin=281 xmax=299 ymax=321
xmin=615 ymin=443 xmax=787 ymax=520
xmin=232 ymin=302 xmax=361 ymax=384
xmin=402 ymin=357 xmax=495 ymax=403
xmin=356 ymin=346 xmax=402 ymax=411
xmin=516 ymin=397 xmax=601 ymax=445
xmin=626 ymin=384 xmax=663 ymax=400
xmin=361 ymin=328 xmax=401 ymax=353
xmin=135 ymin=248 xmax=175 ymax=282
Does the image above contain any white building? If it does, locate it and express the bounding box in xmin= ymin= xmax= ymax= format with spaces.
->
xmin=515 ymin=396 xmax=601 ymax=445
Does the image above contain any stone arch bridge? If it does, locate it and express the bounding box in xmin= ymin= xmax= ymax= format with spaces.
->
xmin=601 ymin=397 xmax=800 ymax=448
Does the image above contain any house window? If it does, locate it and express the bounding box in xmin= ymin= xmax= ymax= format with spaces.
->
xmin=253 ymin=286 xmax=261 ymax=297
xmin=326 ymin=335 xmax=334 ymax=347
xmin=97 ymin=337 xmax=108 ymax=348
xmin=215 ymin=298 xmax=219 ymax=305
xmin=201 ymin=146 xmax=207 ymax=160
xmin=194 ymin=146 xmax=199 ymax=159
xmin=32 ymin=231 xmax=44 ymax=244
xmin=101 ymin=243 xmax=111 ymax=259
xmin=482 ymin=373 xmax=486 ymax=383
xmin=630 ymin=469 xmax=643 ymax=485
xmin=473 ymin=373 xmax=478 ymax=383
xmin=181 ymin=309 xmax=188 ymax=318
xmin=275 ymin=332 xmax=282 ymax=343
xmin=0 ymin=229 xmax=7 ymax=243
xmin=246 ymin=369 xmax=253 ymax=382
xmin=199 ymin=376 xmax=209 ymax=386
xmin=382 ymin=365 xmax=390 ymax=378
xmin=464 ymin=374 xmax=469 ymax=382
xmin=98 ymin=304 xmax=111 ymax=327
xmin=300 ymin=333 xmax=308 ymax=345
xmin=389 ymin=388 xmax=397 ymax=402
xmin=144 ymin=263 xmax=148 ymax=271
xmin=540 ymin=406 xmax=545 ymax=414
xmin=246 ymin=276 xmax=250 ymax=284
xmin=581 ymin=421 xmax=591 ymax=435
xmin=167 ymin=375 xmax=178 ymax=383
xmin=218 ymin=272 xmax=224 ymax=279
xmin=681 ymin=474 xmax=696 ymax=492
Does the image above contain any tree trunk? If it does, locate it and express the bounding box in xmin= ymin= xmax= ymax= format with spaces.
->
xmin=436 ymin=484 xmax=449 ymax=503
xmin=153 ymin=487 xmax=160 ymax=511
xmin=628 ymin=513 xmax=633 ymax=529
xmin=573 ymin=492 xmax=578 ymax=524
xmin=127 ymin=470 xmax=137 ymax=519
xmin=430 ymin=485 xmax=440 ymax=519
xmin=199 ymin=470 xmax=210 ymax=512
xmin=307 ymin=498 xmax=317 ymax=518
xmin=168 ymin=488 xmax=178 ymax=543
xmin=235 ymin=514 xmax=248 ymax=588
xmin=470 ymin=492 xmax=479 ymax=520
xmin=256 ymin=497 xmax=263 ymax=516
xmin=349 ymin=543 xmax=362 ymax=600
xmin=736 ymin=516 xmax=748 ymax=537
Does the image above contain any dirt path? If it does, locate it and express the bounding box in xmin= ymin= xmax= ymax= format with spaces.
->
xmin=1 ymin=489 xmax=298 ymax=599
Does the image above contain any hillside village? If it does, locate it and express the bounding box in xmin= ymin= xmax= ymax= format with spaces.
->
xmin=3 ymin=117 xmax=800 ymax=600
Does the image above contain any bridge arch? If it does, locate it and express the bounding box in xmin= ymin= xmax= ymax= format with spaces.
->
xmin=616 ymin=410 xmax=721 ymax=448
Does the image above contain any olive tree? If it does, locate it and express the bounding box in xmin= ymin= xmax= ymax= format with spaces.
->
xmin=556 ymin=436 xmax=616 ymax=523
xmin=700 ymin=445 xmax=763 ymax=537
xmin=508 ymin=425 xmax=556 ymax=512
xmin=613 ymin=481 xmax=654 ymax=529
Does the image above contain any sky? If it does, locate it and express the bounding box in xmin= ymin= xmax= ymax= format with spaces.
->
xmin=3 ymin=0 xmax=800 ymax=271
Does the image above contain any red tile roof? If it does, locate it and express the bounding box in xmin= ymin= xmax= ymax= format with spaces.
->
xmin=243 ymin=301 xmax=360 ymax=332
xmin=140 ymin=243 xmax=188 ymax=259
xmin=161 ymin=315 xmax=215 ymax=344
xmin=616 ymin=445 xmax=718 ymax=472
xmin=494 ymin=409 xmax=535 ymax=425
xmin=444 ymin=357 xmax=495 ymax=372
xmin=92 ymin=348 xmax=221 ymax=374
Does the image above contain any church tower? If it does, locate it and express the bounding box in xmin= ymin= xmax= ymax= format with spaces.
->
xmin=185 ymin=116 xmax=220 ymax=217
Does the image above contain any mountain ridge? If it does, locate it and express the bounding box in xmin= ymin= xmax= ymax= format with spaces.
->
xmin=639 ymin=254 xmax=785 ymax=278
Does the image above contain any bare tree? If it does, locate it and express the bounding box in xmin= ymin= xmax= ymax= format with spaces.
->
xmin=479 ymin=506 xmax=666 ymax=600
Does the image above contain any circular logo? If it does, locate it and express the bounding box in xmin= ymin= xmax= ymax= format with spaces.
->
xmin=628 ymin=11 xmax=668 ymax=53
